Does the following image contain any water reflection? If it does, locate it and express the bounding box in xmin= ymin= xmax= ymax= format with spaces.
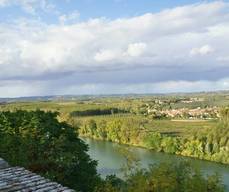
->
xmin=82 ymin=137 xmax=229 ymax=191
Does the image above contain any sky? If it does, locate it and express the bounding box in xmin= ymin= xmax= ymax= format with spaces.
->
xmin=0 ymin=0 xmax=229 ymax=97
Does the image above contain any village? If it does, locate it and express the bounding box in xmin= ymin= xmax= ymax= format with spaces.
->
xmin=141 ymin=97 xmax=220 ymax=119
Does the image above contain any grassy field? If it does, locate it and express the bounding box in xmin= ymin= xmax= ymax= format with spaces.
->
xmin=145 ymin=119 xmax=217 ymax=137
xmin=76 ymin=114 xmax=217 ymax=137
xmin=0 ymin=101 xmax=114 ymax=112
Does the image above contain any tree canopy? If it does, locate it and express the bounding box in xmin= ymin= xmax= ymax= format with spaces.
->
xmin=0 ymin=110 xmax=100 ymax=192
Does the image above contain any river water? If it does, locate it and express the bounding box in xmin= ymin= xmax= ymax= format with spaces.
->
xmin=82 ymin=137 xmax=229 ymax=191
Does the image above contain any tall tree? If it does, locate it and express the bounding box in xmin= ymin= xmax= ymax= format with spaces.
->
xmin=0 ymin=110 xmax=100 ymax=192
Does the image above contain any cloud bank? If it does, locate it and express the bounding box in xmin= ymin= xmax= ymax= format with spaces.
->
xmin=0 ymin=1 xmax=229 ymax=96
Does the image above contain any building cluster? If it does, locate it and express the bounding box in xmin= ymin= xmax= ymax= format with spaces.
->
xmin=147 ymin=107 xmax=219 ymax=119
xmin=180 ymin=97 xmax=205 ymax=103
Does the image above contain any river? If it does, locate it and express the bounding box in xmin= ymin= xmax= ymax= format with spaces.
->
xmin=82 ymin=137 xmax=229 ymax=191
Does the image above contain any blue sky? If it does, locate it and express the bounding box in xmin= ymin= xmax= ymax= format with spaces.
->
xmin=0 ymin=0 xmax=229 ymax=97
xmin=1 ymin=0 xmax=226 ymax=23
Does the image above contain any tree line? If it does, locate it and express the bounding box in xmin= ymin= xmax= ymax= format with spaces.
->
xmin=70 ymin=108 xmax=129 ymax=117
xmin=75 ymin=108 xmax=229 ymax=164
xmin=96 ymin=161 xmax=225 ymax=192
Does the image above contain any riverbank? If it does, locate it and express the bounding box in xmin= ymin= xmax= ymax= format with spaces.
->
xmin=80 ymin=133 xmax=229 ymax=166
xmin=82 ymin=137 xmax=229 ymax=191
xmin=77 ymin=110 xmax=229 ymax=165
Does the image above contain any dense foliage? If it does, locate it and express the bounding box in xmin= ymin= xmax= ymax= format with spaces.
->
xmin=0 ymin=110 xmax=100 ymax=192
xmin=96 ymin=162 xmax=225 ymax=192
xmin=144 ymin=108 xmax=229 ymax=163
xmin=75 ymin=108 xmax=229 ymax=164
xmin=70 ymin=108 xmax=128 ymax=117
xmin=0 ymin=109 xmax=227 ymax=192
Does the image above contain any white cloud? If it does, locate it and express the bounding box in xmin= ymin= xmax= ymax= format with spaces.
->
xmin=190 ymin=45 xmax=215 ymax=56
xmin=1 ymin=1 xmax=228 ymax=78
xmin=0 ymin=1 xmax=229 ymax=96
xmin=59 ymin=10 xmax=80 ymax=25
xmin=0 ymin=0 xmax=56 ymax=14
xmin=94 ymin=49 xmax=118 ymax=62
xmin=126 ymin=43 xmax=147 ymax=57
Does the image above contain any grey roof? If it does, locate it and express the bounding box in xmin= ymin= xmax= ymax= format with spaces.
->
xmin=0 ymin=159 xmax=75 ymax=192
xmin=0 ymin=158 xmax=9 ymax=169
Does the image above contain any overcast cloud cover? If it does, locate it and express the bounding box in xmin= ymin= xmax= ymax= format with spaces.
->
xmin=0 ymin=0 xmax=229 ymax=97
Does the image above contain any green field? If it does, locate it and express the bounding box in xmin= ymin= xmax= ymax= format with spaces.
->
xmin=1 ymin=96 xmax=228 ymax=165
xmin=0 ymin=100 xmax=218 ymax=138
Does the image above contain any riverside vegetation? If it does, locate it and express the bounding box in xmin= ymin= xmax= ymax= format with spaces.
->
xmin=0 ymin=93 xmax=229 ymax=191
xmin=75 ymin=107 xmax=229 ymax=164
xmin=0 ymin=94 xmax=229 ymax=165
xmin=0 ymin=110 xmax=226 ymax=192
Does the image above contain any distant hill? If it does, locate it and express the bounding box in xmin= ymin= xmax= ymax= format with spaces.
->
xmin=0 ymin=90 xmax=229 ymax=103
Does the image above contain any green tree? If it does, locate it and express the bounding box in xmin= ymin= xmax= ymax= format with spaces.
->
xmin=0 ymin=110 xmax=100 ymax=192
